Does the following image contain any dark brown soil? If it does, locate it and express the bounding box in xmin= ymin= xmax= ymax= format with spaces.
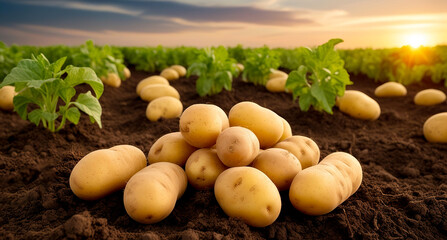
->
xmin=1 ymin=68 xmax=446 ymax=240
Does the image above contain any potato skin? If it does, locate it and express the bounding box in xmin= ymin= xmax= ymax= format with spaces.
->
xmin=148 ymin=132 xmax=197 ymax=167
xmin=414 ymin=89 xmax=446 ymax=106
xmin=69 ymin=145 xmax=147 ymax=200
xmin=266 ymin=77 xmax=288 ymax=93
xmin=278 ymin=117 xmax=292 ymax=142
xmin=140 ymin=84 xmax=180 ymax=102
xmin=236 ymin=63 xmax=244 ymax=72
xmin=123 ymin=162 xmax=187 ymax=224
xmin=123 ymin=67 xmax=131 ymax=79
xmin=374 ymin=82 xmax=407 ymax=97
xmin=161 ymin=68 xmax=180 ymax=81
xmin=423 ymin=112 xmax=447 ymax=143
xmin=0 ymin=86 xmax=16 ymax=111
xmin=268 ymin=69 xmax=288 ymax=79
xmin=251 ymin=148 xmax=301 ymax=191
xmin=146 ymin=96 xmax=183 ymax=122
xmin=289 ymin=152 xmax=362 ymax=215
xmin=214 ymin=167 xmax=282 ymax=227
xmin=185 ymin=148 xmax=227 ymax=189
xmin=274 ymin=135 xmax=320 ymax=169
xmin=136 ymin=76 xmax=169 ymax=96
xmin=229 ymin=101 xmax=283 ymax=148
xmin=101 ymin=72 xmax=121 ymax=88
xmin=336 ymin=90 xmax=381 ymax=120
xmin=170 ymin=65 xmax=187 ymax=77
xmin=216 ymin=126 xmax=260 ymax=167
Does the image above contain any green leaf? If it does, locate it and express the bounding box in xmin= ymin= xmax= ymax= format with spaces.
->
xmin=49 ymin=57 xmax=67 ymax=77
xmin=28 ymin=109 xmax=43 ymax=126
xmin=58 ymin=86 xmax=76 ymax=104
xmin=64 ymin=67 xmax=104 ymax=98
xmin=65 ymin=107 xmax=81 ymax=125
xmin=72 ymin=91 xmax=102 ymax=128
xmin=310 ymin=82 xmax=336 ymax=114
xmin=196 ymin=76 xmax=211 ymax=97
xmin=26 ymin=78 xmax=58 ymax=89
xmin=0 ymin=59 xmax=45 ymax=88
xmin=13 ymin=95 xmax=33 ymax=120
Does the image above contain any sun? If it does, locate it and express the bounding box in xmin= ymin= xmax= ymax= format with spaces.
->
xmin=403 ymin=33 xmax=428 ymax=48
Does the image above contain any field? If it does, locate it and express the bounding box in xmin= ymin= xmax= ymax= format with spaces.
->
xmin=1 ymin=65 xmax=446 ymax=239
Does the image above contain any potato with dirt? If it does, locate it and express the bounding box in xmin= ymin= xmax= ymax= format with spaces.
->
xmin=374 ymin=82 xmax=407 ymax=97
xmin=148 ymin=132 xmax=197 ymax=167
xmin=140 ymin=84 xmax=180 ymax=102
xmin=136 ymin=76 xmax=169 ymax=96
xmin=414 ymin=89 xmax=446 ymax=106
xmin=336 ymin=90 xmax=381 ymax=120
xmin=123 ymin=162 xmax=187 ymax=224
xmin=69 ymin=145 xmax=147 ymax=200
xmin=289 ymin=152 xmax=363 ymax=215
xmin=146 ymin=96 xmax=183 ymax=122
xmin=423 ymin=112 xmax=447 ymax=143
xmin=216 ymin=126 xmax=260 ymax=167
xmin=214 ymin=166 xmax=282 ymax=227
xmin=274 ymin=135 xmax=320 ymax=169
xmin=185 ymin=148 xmax=227 ymax=189
xmin=161 ymin=68 xmax=180 ymax=81
xmin=0 ymin=86 xmax=16 ymax=111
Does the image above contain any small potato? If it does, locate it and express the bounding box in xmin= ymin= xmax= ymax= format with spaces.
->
xmin=229 ymin=101 xmax=283 ymax=148
xmin=374 ymin=82 xmax=407 ymax=97
xmin=423 ymin=112 xmax=447 ymax=143
xmin=216 ymin=126 xmax=260 ymax=167
xmin=278 ymin=117 xmax=292 ymax=142
xmin=101 ymin=72 xmax=121 ymax=88
xmin=336 ymin=90 xmax=381 ymax=120
xmin=0 ymin=86 xmax=16 ymax=111
xmin=180 ymin=104 xmax=228 ymax=148
xmin=214 ymin=167 xmax=282 ymax=227
xmin=170 ymin=65 xmax=187 ymax=77
xmin=148 ymin=132 xmax=197 ymax=167
xmin=236 ymin=63 xmax=244 ymax=72
xmin=124 ymin=162 xmax=187 ymax=224
xmin=269 ymin=69 xmax=288 ymax=79
xmin=69 ymin=145 xmax=147 ymax=200
xmin=185 ymin=148 xmax=227 ymax=189
xmin=136 ymin=76 xmax=169 ymax=96
xmin=414 ymin=89 xmax=446 ymax=106
xmin=123 ymin=67 xmax=131 ymax=79
xmin=266 ymin=76 xmax=288 ymax=93
xmin=140 ymin=84 xmax=180 ymax=102
xmin=274 ymin=135 xmax=320 ymax=169
xmin=251 ymin=148 xmax=301 ymax=191
xmin=146 ymin=96 xmax=183 ymax=122
xmin=289 ymin=152 xmax=363 ymax=216
xmin=161 ymin=68 xmax=180 ymax=81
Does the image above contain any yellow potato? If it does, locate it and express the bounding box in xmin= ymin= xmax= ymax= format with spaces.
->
xmin=266 ymin=76 xmax=288 ymax=93
xmin=374 ymin=82 xmax=407 ymax=97
xmin=229 ymin=101 xmax=283 ymax=148
xmin=101 ymin=72 xmax=121 ymax=88
xmin=180 ymin=104 xmax=228 ymax=148
xmin=161 ymin=68 xmax=180 ymax=81
xmin=216 ymin=126 xmax=260 ymax=167
xmin=423 ymin=112 xmax=447 ymax=143
xmin=136 ymin=76 xmax=169 ymax=96
xmin=236 ymin=63 xmax=244 ymax=72
xmin=69 ymin=145 xmax=146 ymax=200
xmin=146 ymin=96 xmax=183 ymax=122
xmin=214 ymin=167 xmax=282 ymax=227
xmin=0 ymin=86 xmax=16 ymax=111
xmin=148 ymin=132 xmax=197 ymax=167
xmin=251 ymin=148 xmax=301 ymax=191
xmin=123 ymin=67 xmax=131 ymax=79
xmin=269 ymin=69 xmax=288 ymax=79
xmin=414 ymin=89 xmax=446 ymax=106
xmin=289 ymin=152 xmax=363 ymax=216
xmin=274 ymin=135 xmax=320 ymax=169
xmin=140 ymin=84 xmax=180 ymax=102
xmin=170 ymin=65 xmax=187 ymax=77
xmin=336 ymin=90 xmax=381 ymax=120
xmin=123 ymin=162 xmax=187 ymax=224
xmin=185 ymin=148 xmax=227 ymax=189
xmin=278 ymin=117 xmax=292 ymax=142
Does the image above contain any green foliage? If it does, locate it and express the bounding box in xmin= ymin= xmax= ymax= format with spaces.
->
xmin=187 ymin=46 xmax=238 ymax=97
xmin=0 ymin=42 xmax=23 ymax=82
xmin=286 ymin=39 xmax=352 ymax=114
xmin=276 ymin=47 xmax=307 ymax=70
xmin=242 ymin=46 xmax=280 ymax=85
xmin=0 ymin=54 xmax=103 ymax=132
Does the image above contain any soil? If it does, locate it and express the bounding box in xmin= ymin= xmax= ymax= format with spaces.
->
xmin=1 ymin=68 xmax=446 ymax=240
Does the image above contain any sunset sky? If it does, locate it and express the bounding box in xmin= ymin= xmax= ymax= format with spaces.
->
xmin=0 ymin=0 xmax=446 ymax=48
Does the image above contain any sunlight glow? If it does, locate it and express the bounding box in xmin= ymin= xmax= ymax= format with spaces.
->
xmin=404 ymin=33 xmax=428 ymax=48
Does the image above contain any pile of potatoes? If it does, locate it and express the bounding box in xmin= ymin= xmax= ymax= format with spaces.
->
xmin=136 ymin=65 xmax=186 ymax=121
xmin=100 ymin=67 xmax=132 ymax=88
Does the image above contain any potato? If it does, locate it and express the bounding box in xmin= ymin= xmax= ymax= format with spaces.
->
xmin=123 ymin=67 xmax=131 ymax=79
xmin=414 ymin=89 xmax=446 ymax=106
xmin=170 ymin=65 xmax=187 ymax=77
xmin=266 ymin=76 xmax=288 ymax=93
xmin=140 ymin=84 xmax=180 ymax=102
xmin=423 ymin=112 xmax=447 ymax=143
xmin=216 ymin=126 xmax=260 ymax=167
xmin=374 ymin=82 xmax=407 ymax=97
xmin=180 ymin=104 xmax=229 ymax=148
xmin=336 ymin=90 xmax=381 ymax=120
xmin=278 ymin=117 xmax=292 ymax=142
xmin=289 ymin=152 xmax=363 ymax=215
xmin=236 ymin=63 xmax=244 ymax=72
xmin=69 ymin=145 xmax=146 ymax=200
xmin=251 ymin=148 xmax=301 ymax=191
xmin=148 ymin=132 xmax=197 ymax=167
xmin=274 ymin=135 xmax=320 ymax=169
xmin=161 ymin=68 xmax=180 ymax=81
xmin=146 ymin=96 xmax=183 ymax=122
xmin=136 ymin=76 xmax=169 ymax=96
xmin=229 ymin=101 xmax=283 ymax=148
xmin=100 ymin=72 xmax=121 ymax=88
xmin=185 ymin=148 xmax=227 ymax=189
xmin=0 ymin=86 xmax=16 ymax=111
xmin=269 ymin=69 xmax=288 ymax=79
xmin=123 ymin=162 xmax=187 ymax=224
xmin=214 ymin=167 xmax=282 ymax=227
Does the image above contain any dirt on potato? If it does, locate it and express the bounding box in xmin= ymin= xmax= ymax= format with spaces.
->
xmin=1 ymin=68 xmax=446 ymax=240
